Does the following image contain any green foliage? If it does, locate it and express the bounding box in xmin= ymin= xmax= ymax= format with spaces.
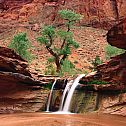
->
xmin=45 ymin=63 xmax=56 ymax=75
xmin=47 ymin=56 xmax=55 ymax=63
xmin=80 ymin=80 xmax=109 ymax=85
xmin=59 ymin=59 xmax=82 ymax=76
xmin=8 ymin=32 xmax=32 ymax=61
xmin=91 ymin=55 xmax=103 ymax=71
xmin=43 ymin=82 xmax=53 ymax=89
xmin=45 ymin=59 xmax=85 ymax=77
xmin=87 ymin=80 xmax=108 ymax=85
xmin=37 ymin=9 xmax=82 ymax=73
xmin=105 ymin=44 xmax=125 ymax=60
xmin=61 ymin=59 xmax=75 ymax=72
xmin=57 ymin=30 xmax=73 ymax=40
xmin=58 ymin=10 xmax=82 ymax=22
xmin=37 ymin=26 xmax=55 ymax=46
xmin=42 ymin=26 xmax=56 ymax=38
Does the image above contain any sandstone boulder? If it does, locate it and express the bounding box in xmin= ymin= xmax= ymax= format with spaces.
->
xmin=0 ymin=47 xmax=31 ymax=76
xmin=107 ymin=18 xmax=126 ymax=49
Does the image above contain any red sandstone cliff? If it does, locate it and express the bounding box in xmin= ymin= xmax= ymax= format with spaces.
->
xmin=0 ymin=0 xmax=126 ymax=29
xmin=0 ymin=47 xmax=49 ymax=113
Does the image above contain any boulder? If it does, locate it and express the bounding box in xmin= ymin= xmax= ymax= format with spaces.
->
xmin=0 ymin=47 xmax=31 ymax=76
xmin=107 ymin=18 xmax=126 ymax=49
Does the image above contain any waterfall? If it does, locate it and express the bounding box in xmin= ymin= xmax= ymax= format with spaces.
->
xmin=46 ymin=74 xmax=85 ymax=114
xmin=59 ymin=80 xmax=73 ymax=111
xmin=46 ymin=79 xmax=57 ymax=112
xmin=62 ymin=74 xmax=85 ymax=112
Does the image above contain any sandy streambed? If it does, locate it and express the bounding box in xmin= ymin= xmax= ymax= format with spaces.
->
xmin=0 ymin=113 xmax=125 ymax=126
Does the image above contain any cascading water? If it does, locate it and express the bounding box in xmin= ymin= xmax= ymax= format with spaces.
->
xmin=46 ymin=74 xmax=85 ymax=114
xmin=59 ymin=80 xmax=73 ymax=111
xmin=62 ymin=74 xmax=85 ymax=112
xmin=46 ymin=79 xmax=57 ymax=112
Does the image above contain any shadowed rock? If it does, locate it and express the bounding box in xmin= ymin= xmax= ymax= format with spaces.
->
xmin=0 ymin=47 xmax=49 ymax=114
xmin=107 ymin=18 xmax=126 ymax=49
xmin=0 ymin=47 xmax=31 ymax=76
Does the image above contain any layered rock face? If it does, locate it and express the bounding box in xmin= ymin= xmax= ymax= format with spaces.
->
xmin=33 ymin=0 xmax=126 ymax=29
xmin=99 ymin=92 xmax=126 ymax=116
xmin=0 ymin=47 xmax=30 ymax=76
xmin=79 ymin=17 xmax=126 ymax=116
xmin=0 ymin=47 xmax=49 ymax=113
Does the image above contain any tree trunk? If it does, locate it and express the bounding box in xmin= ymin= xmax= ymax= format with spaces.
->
xmin=55 ymin=56 xmax=61 ymax=72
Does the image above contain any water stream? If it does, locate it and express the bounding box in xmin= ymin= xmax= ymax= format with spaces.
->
xmin=46 ymin=74 xmax=85 ymax=114
xmin=62 ymin=74 xmax=85 ymax=112
xmin=46 ymin=79 xmax=57 ymax=112
xmin=59 ymin=80 xmax=73 ymax=111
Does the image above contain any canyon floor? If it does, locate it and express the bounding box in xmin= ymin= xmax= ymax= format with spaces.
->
xmin=0 ymin=113 xmax=125 ymax=126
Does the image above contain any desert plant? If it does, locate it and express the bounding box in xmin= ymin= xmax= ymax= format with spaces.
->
xmin=8 ymin=32 xmax=32 ymax=61
xmin=105 ymin=44 xmax=125 ymax=60
xmin=91 ymin=55 xmax=103 ymax=71
xmin=37 ymin=10 xmax=82 ymax=73
xmin=45 ymin=63 xmax=56 ymax=75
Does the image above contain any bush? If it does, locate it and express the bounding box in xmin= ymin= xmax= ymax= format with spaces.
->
xmin=105 ymin=44 xmax=125 ymax=60
xmin=8 ymin=32 xmax=32 ymax=62
xmin=45 ymin=63 xmax=56 ymax=75
xmin=91 ymin=55 xmax=103 ymax=71
xmin=45 ymin=59 xmax=84 ymax=77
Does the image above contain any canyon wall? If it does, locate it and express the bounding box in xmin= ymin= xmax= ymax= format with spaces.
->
xmin=0 ymin=47 xmax=49 ymax=113
xmin=1 ymin=0 xmax=126 ymax=29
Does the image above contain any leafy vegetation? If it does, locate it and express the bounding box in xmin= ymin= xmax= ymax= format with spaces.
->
xmin=8 ymin=32 xmax=32 ymax=62
xmin=37 ymin=10 xmax=82 ymax=73
xmin=80 ymin=80 xmax=109 ymax=85
xmin=86 ymin=80 xmax=109 ymax=85
xmin=43 ymin=82 xmax=53 ymax=89
xmin=105 ymin=44 xmax=125 ymax=60
xmin=91 ymin=55 xmax=103 ymax=71
xmin=45 ymin=59 xmax=84 ymax=76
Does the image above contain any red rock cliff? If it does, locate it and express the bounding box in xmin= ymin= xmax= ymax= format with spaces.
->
xmin=1 ymin=0 xmax=126 ymax=29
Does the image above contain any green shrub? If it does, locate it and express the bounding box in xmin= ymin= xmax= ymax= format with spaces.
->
xmin=87 ymin=80 xmax=108 ymax=85
xmin=80 ymin=80 xmax=109 ymax=85
xmin=45 ymin=63 xmax=56 ymax=75
xmin=91 ymin=55 xmax=103 ymax=70
xmin=105 ymin=44 xmax=125 ymax=60
xmin=8 ymin=32 xmax=32 ymax=62
xmin=45 ymin=59 xmax=84 ymax=77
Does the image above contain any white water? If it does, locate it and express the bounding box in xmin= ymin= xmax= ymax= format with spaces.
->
xmin=62 ymin=74 xmax=85 ymax=112
xmin=59 ymin=80 xmax=73 ymax=111
xmin=46 ymin=74 xmax=85 ymax=114
xmin=46 ymin=79 xmax=57 ymax=112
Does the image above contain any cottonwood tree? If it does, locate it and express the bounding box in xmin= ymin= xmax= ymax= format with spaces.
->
xmin=37 ymin=10 xmax=82 ymax=72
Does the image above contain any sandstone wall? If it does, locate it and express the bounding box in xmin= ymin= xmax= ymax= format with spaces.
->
xmin=0 ymin=47 xmax=50 ymax=113
xmin=1 ymin=0 xmax=126 ymax=29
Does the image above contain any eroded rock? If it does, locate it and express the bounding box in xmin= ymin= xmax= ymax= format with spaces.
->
xmin=1 ymin=0 xmax=126 ymax=29
xmin=0 ymin=46 xmax=49 ymax=113
xmin=107 ymin=18 xmax=126 ymax=49
xmin=0 ymin=47 xmax=31 ymax=76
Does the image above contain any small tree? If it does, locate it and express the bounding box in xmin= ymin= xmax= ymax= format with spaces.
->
xmin=37 ymin=10 xmax=82 ymax=72
xmin=8 ymin=32 xmax=32 ymax=61
xmin=91 ymin=55 xmax=103 ymax=71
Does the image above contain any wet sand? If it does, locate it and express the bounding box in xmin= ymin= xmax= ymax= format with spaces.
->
xmin=0 ymin=113 xmax=125 ymax=126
